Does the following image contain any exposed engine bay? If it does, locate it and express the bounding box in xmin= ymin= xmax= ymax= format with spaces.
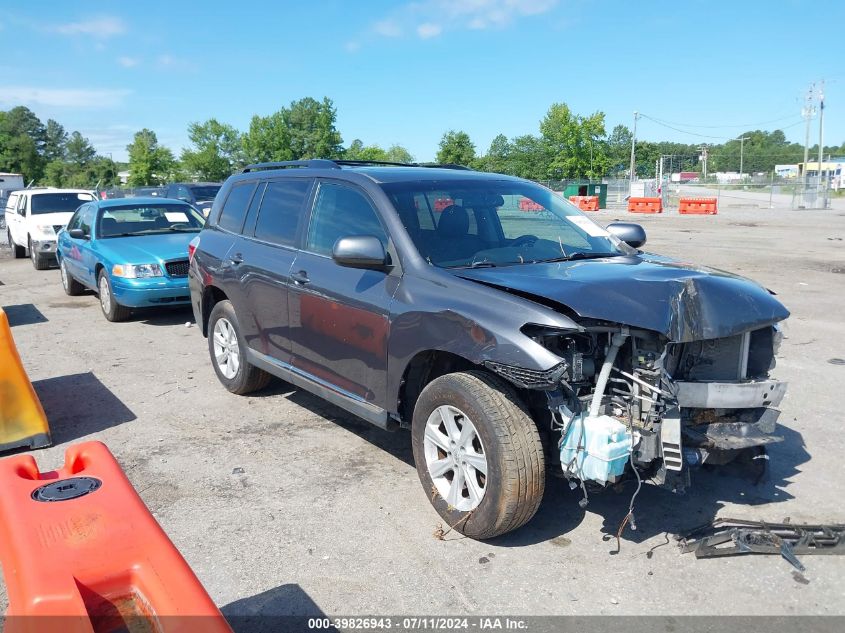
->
xmin=486 ymin=319 xmax=786 ymax=499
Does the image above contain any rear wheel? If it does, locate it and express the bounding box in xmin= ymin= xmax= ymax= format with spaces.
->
xmin=411 ymin=370 xmax=545 ymax=539
xmin=8 ymin=230 xmax=25 ymax=258
xmin=60 ymin=258 xmax=84 ymax=296
xmin=30 ymin=238 xmax=49 ymax=270
xmin=207 ymin=300 xmax=271 ymax=395
xmin=97 ymin=270 xmax=131 ymax=322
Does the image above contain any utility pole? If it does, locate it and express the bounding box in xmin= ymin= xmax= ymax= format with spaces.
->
xmin=737 ymin=136 xmax=749 ymax=181
xmin=817 ymin=80 xmax=825 ymax=199
xmin=699 ymin=145 xmax=708 ymax=179
xmin=629 ymin=111 xmax=639 ymax=195
xmin=802 ymin=83 xmax=816 ymax=184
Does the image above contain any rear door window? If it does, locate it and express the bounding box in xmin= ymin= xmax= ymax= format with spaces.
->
xmin=218 ymin=182 xmax=256 ymax=234
xmin=253 ymin=179 xmax=312 ymax=247
xmin=305 ymin=182 xmax=387 ymax=256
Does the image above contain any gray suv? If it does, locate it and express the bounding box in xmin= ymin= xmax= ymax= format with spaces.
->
xmin=188 ymin=160 xmax=789 ymax=539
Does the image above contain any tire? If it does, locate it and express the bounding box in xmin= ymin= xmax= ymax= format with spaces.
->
xmin=8 ymin=230 xmax=25 ymax=259
xmin=60 ymin=258 xmax=84 ymax=296
xmin=207 ymin=300 xmax=271 ymax=395
xmin=411 ymin=370 xmax=545 ymax=539
xmin=97 ymin=269 xmax=131 ymax=322
xmin=30 ymin=239 xmax=49 ymax=270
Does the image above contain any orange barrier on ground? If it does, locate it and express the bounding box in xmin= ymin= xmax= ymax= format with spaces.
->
xmin=433 ymin=197 xmax=454 ymax=212
xmin=627 ymin=197 xmax=663 ymax=214
xmin=0 ymin=308 xmax=51 ymax=453
xmin=569 ymin=195 xmax=599 ymax=211
xmin=518 ymin=198 xmax=544 ymax=212
xmin=678 ymin=197 xmax=718 ymax=215
xmin=0 ymin=441 xmax=232 ymax=633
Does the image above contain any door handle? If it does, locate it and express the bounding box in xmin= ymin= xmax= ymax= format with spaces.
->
xmin=290 ymin=270 xmax=310 ymax=285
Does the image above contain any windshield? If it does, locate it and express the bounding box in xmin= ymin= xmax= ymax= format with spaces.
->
xmin=381 ymin=179 xmax=633 ymax=268
xmin=97 ymin=203 xmax=205 ymax=238
xmin=189 ymin=186 xmax=221 ymax=202
xmin=31 ymin=192 xmax=95 ymax=215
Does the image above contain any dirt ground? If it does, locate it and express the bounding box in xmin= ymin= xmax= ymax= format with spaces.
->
xmin=1 ymin=204 xmax=844 ymax=618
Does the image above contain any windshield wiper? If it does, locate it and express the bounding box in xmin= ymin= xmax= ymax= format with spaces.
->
xmin=167 ymin=226 xmax=200 ymax=231
xmin=539 ymin=252 xmax=623 ymax=263
xmin=449 ymin=261 xmax=498 ymax=269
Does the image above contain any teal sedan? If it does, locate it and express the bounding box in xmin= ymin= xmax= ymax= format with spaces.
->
xmin=56 ymin=197 xmax=205 ymax=321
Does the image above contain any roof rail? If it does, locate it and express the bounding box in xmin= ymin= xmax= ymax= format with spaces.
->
xmin=241 ymin=159 xmax=340 ymax=173
xmin=416 ymin=163 xmax=473 ymax=171
xmin=333 ymin=160 xmax=415 ymax=168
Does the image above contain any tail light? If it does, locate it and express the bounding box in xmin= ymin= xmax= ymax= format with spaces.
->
xmin=188 ymin=236 xmax=200 ymax=262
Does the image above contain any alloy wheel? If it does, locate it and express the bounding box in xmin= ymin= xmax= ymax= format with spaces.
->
xmin=212 ymin=317 xmax=241 ymax=379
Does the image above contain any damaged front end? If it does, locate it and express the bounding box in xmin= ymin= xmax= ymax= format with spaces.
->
xmin=487 ymin=319 xmax=787 ymax=495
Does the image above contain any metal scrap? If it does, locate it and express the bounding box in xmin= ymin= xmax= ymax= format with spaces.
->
xmin=678 ymin=518 xmax=845 ymax=571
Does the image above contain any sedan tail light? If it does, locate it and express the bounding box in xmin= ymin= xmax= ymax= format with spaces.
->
xmin=188 ymin=235 xmax=200 ymax=262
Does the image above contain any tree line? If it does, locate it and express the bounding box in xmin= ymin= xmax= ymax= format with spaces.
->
xmin=2 ymin=98 xmax=843 ymax=188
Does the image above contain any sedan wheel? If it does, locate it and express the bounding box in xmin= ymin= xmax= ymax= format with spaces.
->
xmin=99 ymin=275 xmax=112 ymax=313
xmin=212 ymin=317 xmax=241 ymax=379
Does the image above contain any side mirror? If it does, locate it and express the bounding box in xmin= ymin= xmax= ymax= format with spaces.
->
xmin=332 ymin=235 xmax=388 ymax=270
xmin=606 ymin=222 xmax=646 ymax=249
xmin=69 ymin=228 xmax=87 ymax=240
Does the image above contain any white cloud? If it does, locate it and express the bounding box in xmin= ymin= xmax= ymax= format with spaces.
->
xmin=364 ymin=0 xmax=558 ymax=43
xmin=0 ymin=86 xmax=130 ymax=108
xmin=49 ymin=16 xmax=127 ymax=39
xmin=117 ymin=56 xmax=140 ymax=68
xmin=156 ymin=54 xmax=197 ymax=71
xmin=417 ymin=23 xmax=443 ymax=39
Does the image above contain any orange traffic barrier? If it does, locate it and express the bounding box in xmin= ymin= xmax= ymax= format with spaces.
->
xmin=0 ymin=441 xmax=232 ymax=633
xmin=519 ymin=198 xmax=544 ymax=212
xmin=0 ymin=307 xmax=51 ymax=453
xmin=628 ymin=197 xmax=663 ymax=214
xmin=678 ymin=197 xmax=718 ymax=215
xmin=569 ymin=195 xmax=599 ymax=211
xmin=433 ymin=197 xmax=454 ymax=212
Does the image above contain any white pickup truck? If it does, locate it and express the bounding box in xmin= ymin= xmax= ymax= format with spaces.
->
xmin=4 ymin=188 xmax=96 ymax=269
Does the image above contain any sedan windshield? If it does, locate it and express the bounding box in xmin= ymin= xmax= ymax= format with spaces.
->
xmin=380 ymin=179 xmax=633 ymax=268
xmin=97 ymin=203 xmax=205 ymax=238
xmin=31 ymin=192 xmax=95 ymax=215
xmin=190 ymin=186 xmax=221 ymax=202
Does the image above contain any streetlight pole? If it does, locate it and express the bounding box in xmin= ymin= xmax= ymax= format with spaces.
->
xmin=629 ymin=111 xmax=638 ymax=195
xmin=802 ymin=83 xmax=815 ymax=184
xmin=817 ymin=80 xmax=825 ymax=200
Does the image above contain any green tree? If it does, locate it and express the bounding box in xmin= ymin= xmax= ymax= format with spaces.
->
xmin=384 ymin=144 xmax=413 ymax=163
xmin=540 ymin=103 xmax=608 ymax=179
xmin=345 ymin=139 xmax=388 ymax=161
xmin=285 ymin=97 xmax=343 ymax=159
xmin=606 ymin=124 xmax=632 ymax=176
xmin=44 ymin=119 xmax=68 ymax=162
xmin=126 ymin=129 xmax=175 ymax=186
xmin=0 ymin=106 xmax=48 ymax=182
xmin=436 ymin=130 xmax=476 ymax=166
xmin=479 ymin=134 xmax=511 ymax=173
xmin=241 ymin=111 xmax=292 ymax=164
xmin=65 ymin=131 xmax=96 ymax=167
xmin=508 ymin=135 xmax=545 ymax=180
xmin=181 ymin=119 xmax=242 ymax=181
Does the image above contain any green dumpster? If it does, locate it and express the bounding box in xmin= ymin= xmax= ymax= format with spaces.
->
xmin=563 ymin=183 xmax=588 ymax=199
xmin=586 ymin=183 xmax=608 ymax=209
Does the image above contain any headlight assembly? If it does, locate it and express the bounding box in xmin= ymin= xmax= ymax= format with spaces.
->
xmin=111 ymin=264 xmax=163 ymax=279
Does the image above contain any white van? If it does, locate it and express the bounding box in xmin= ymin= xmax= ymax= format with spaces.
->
xmin=5 ymin=188 xmax=96 ymax=269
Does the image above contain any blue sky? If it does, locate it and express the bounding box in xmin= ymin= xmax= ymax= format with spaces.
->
xmin=1 ymin=0 xmax=842 ymax=162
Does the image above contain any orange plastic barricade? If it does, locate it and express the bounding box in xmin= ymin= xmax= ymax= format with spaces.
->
xmin=518 ymin=198 xmax=544 ymax=212
xmin=569 ymin=195 xmax=599 ymax=211
xmin=433 ymin=197 xmax=454 ymax=212
xmin=678 ymin=197 xmax=718 ymax=215
xmin=0 ymin=307 xmax=51 ymax=453
xmin=0 ymin=441 xmax=232 ymax=633
xmin=627 ymin=197 xmax=663 ymax=214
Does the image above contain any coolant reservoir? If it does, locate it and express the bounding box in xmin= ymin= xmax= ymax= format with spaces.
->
xmin=559 ymin=414 xmax=632 ymax=484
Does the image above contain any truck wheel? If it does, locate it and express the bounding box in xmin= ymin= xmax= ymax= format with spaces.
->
xmin=207 ymin=300 xmax=271 ymax=395
xmin=29 ymin=238 xmax=49 ymax=270
xmin=411 ymin=370 xmax=545 ymax=539
xmin=60 ymin=258 xmax=84 ymax=296
xmin=8 ymin=230 xmax=25 ymax=258
xmin=97 ymin=269 xmax=131 ymax=322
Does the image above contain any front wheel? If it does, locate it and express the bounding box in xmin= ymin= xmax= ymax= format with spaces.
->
xmin=98 ymin=270 xmax=131 ymax=322
xmin=411 ymin=370 xmax=545 ymax=539
xmin=207 ymin=300 xmax=271 ymax=395
xmin=30 ymin=239 xmax=49 ymax=270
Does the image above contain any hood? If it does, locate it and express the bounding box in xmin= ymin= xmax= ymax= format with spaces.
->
xmin=98 ymin=232 xmax=196 ymax=265
xmin=452 ymin=253 xmax=789 ymax=342
xmin=31 ymin=212 xmax=74 ymax=227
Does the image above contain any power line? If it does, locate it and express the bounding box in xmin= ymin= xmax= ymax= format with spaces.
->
xmin=642 ymin=112 xmax=798 ymax=129
xmin=638 ymin=113 xmax=805 ymax=140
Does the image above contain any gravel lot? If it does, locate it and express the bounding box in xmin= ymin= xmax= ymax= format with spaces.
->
xmin=1 ymin=204 xmax=844 ymax=618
